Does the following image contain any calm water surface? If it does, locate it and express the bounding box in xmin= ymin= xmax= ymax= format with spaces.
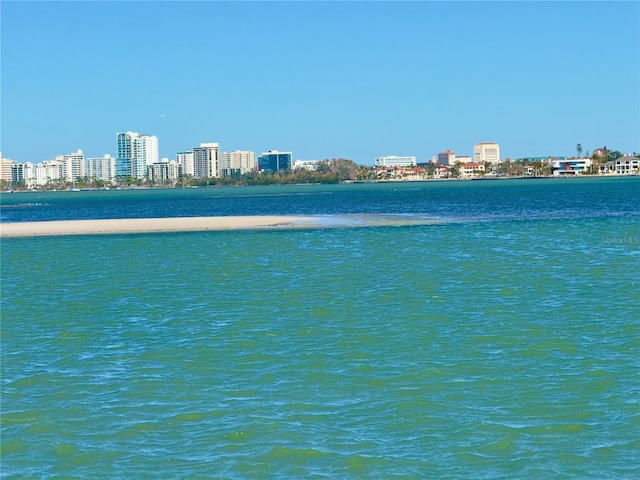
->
xmin=2 ymin=178 xmax=639 ymax=478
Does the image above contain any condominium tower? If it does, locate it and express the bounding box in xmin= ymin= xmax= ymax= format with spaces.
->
xmin=86 ymin=154 xmax=116 ymax=182
xmin=219 ymin=150 xmax=256 ymax=177
xmin=192 ymin=143 xmax=219 ymax=178
xmin=56 ymin=149 xmax=85 ymax=181
xmin=177 ymin=150 xmax=195 ymax=177
xmin=116 ymin=132 xmax=159 ymax=178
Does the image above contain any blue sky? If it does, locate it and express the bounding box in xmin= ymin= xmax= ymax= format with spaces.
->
xmin=2 ymin=1 xmax=638 ymax=165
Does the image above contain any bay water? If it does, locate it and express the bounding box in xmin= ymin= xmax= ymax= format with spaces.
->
xmin=1 ymin=178 xmax=639 ymax=478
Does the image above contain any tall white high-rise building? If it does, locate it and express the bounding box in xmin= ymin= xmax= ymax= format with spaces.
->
xmin=219 ymin=150 xmax=256 ymax=177
xmin=86 ymin=154 xmax=116 ymax=182
xmin=116 ymin=132 xmax=158 ymax=179
xmin=176 ymin=150 xmax=194 ymax=177
xmin=132 ymin=135 xmax=158 ymax=179
xmin=473 ymin=142 xmax=501 ymax=165
xmin=192 ymin=143 xmax=219 ymax=178
xmin=56 ymin=149 xmax=85 ymax=182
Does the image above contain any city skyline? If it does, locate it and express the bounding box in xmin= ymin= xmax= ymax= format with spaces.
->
xmin=2 ymin=1 xmax=639 ymax=164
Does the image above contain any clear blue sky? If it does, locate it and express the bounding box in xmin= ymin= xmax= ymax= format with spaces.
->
xmin=2 ymin=1 xmax=639 ymax=165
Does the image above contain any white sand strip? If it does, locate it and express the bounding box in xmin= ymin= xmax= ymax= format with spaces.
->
xmin=0 ymin=216 xmax=318 ymax=238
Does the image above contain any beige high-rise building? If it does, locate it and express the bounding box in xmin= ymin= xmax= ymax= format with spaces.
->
xmin=219 ymin=150 xmax=256 ymax=177
xmin=473 ymin=142 xmax=500 ymax=165
xmin=1 ymin=154 xmax=15 ymax=184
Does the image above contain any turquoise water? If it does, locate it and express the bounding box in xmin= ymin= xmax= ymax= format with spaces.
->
xmin=2 ymin=179 xmax=639 ymax=478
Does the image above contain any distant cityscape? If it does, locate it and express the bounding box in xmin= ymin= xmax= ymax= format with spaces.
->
xmin=1 ymin=133 xmax=638 ymax=190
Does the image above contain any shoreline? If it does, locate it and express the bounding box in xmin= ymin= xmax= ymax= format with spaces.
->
xmin=0 ymin=216 xmax=319 ymax=238
xmin=1 ymin=174 xmax=636 ymax=194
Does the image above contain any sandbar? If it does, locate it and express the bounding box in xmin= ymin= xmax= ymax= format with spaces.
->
xmin=0 ymin=216 xmax=318 ymax=238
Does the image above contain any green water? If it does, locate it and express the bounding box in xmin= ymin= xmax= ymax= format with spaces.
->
xmin=1 ymin=181 xmax=639 ymax=478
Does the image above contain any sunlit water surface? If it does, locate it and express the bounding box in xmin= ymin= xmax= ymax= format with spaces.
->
xmin=2 ymin=178 xmax=639 ymax=478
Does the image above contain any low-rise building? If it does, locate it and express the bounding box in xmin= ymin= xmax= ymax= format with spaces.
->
xmin=375 ymin=155 xmax=417 ymax=168
xmin=614 ymin=155 xmax=639 ymax=175
xmin=433 ymin=164 xmax=451 ymax=179
xmin=459 ymin=162 xmax=485 ymax=178
xmin=551 ymin=158 xmax=592 ymax=175
xmin=293 ymin=160 xmax=321 ymax=171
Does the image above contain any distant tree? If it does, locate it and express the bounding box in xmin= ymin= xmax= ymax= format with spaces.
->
xmin=607 ymin=150 xmax=623 ymax=162
xmin=576 ymin=143 xmax=583 ymax=158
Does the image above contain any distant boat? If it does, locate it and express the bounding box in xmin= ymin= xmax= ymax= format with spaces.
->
xmin=71 ymin=188 xmax=81 ymax=192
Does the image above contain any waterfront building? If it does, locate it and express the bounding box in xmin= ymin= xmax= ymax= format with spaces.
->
xmin=148 ymin=160 xmax=179 ymax=183
xmin=375 ymin=155 xmax=417 ymax=168
xmin=258 ymin=150 xmax=292 ymax=172
xmin=2 ymin=156 xmax=14 ymax=184
xmin=438 ymin=150 xmax=456 ymax=166
xmin=177 ymin=150 xmax=195 ymax=177
xmin=116 ymin=132 xmax=158 ymax=179
xmin=132 ymin=135 xmax=158 ymax=179
xmin=614 ymin=155 xmax=639 ymax=174
xmin=551 ymin=158 xmax=592 ymax=175
xmin=292 ymin=160 xmax=321 ymax=171
xmin=116 ymin=132 xmax=135 ymax=177
xmin=56 ymin=149 xmax=85 ymax=182
xmin=193 ymin=143 xmax=219 ymax=178
xmin=599 ymin=161 xmax=615 ymax=175
xmin=219 ymin=150 xmax=256 ymax=177
xmin=10 ymin=162 xmax=31 ymax=186
xmin=86 ymin=154 xmax=116 ymax=182
xmin=459 ymin=162 xmax=486 ymax=178
xmin=473 ymin=142 xmax=501 ymax=165
xmin=33 ymin=160 xmax=64 ymax=186
xmin=433 ymin=164 xmax=451 ymax=178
